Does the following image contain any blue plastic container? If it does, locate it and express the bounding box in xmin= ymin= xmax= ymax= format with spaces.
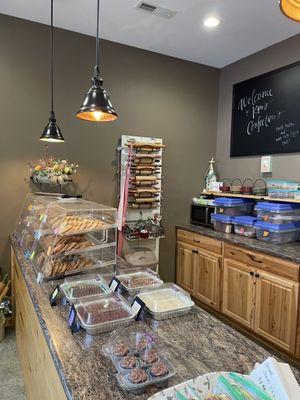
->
xmin=214 ymin=198 xmax=254 ymax=216
xmin=211 ymin=213 xmax=234 ymax=233
xmin=255 ymin=202 xmax=300 ymax=224
xmin=255 ymin=220 xmax=300 ymax=244
xmin=232 ymin=216 xmax=258 ymax=238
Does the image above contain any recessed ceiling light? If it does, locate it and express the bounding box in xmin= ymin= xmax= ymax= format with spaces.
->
xmin=203 ymin=17 xmax=220 ymax=28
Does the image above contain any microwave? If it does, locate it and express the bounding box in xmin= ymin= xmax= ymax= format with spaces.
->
xmin=190 ymin=204 xmax=214 ymax=227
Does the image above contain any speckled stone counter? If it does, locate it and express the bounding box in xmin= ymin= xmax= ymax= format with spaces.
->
xmin=11 ymin=240 xmax=300 ymax=400
xmin=177 ymin=224 xmax=300 ymax=264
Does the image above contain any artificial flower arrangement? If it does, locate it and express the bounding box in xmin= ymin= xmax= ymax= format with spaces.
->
xmin=29 ymin=156 xmax=79 ymax=185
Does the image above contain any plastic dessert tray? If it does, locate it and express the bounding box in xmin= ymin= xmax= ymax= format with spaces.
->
xmin=74 ymin=293 xmax=135 ymax=334
xmin=138 ymin=284 xmax=194 ymax=320
xmin=116 ymin=270 xmax=163 ymax=295
xmin=60 ymin=273 xmax=112 ymax=302
xmin=102 ymin=324 xmax=175 ymax=393
xmin=116 ymin=358 xmax=175 ymax=392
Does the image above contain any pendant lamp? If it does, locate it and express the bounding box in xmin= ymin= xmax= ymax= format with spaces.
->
xmin=40 ymin=0 xmax=64 ymax=142
xmin=76 ymin=0 xmax=118 ymax=122
xmin=280 ymin=0 xmax=300 ymax=22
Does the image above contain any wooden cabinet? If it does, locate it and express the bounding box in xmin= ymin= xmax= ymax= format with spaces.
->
xmin=176 ymin=229 xmax=300 ymax=357
xmin=176 ymin=242 xmax=196 ymax=293
xmin=11 ymin=248 xmax=67 ymax=400
xmin=222 ymin=258 xmax=255 ymax=329
xmin=194 ymin=249 xmax=220 ymax=309
xmin=176 ymin=233 xmax=221 ymax=310
xmin=255 ymin=272 xmax=298 ymax=353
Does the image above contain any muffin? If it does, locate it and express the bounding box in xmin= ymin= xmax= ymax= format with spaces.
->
xmin=119 ymin=356 xmax=137 ymax=370
xmin=128 ymin=368 xmax=148 ymax=384
xmin=150 ymin=361 xmax=169 ymax=377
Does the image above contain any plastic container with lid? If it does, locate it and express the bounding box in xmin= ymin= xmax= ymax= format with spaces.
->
xmin=214 ymin=197 xmax=253 ymax=216
xmin=255 ymin=202 xmax=300 ymax=224
xmin=232 ymin=216 xmax=258 ymax=238
xmin=138 ymin=283 xmax=194 ymax=320
xmin=116 ymin=358 xmax=175 ymax=392
xmin=116 ymin=269 xmax=163 ymax=296
xmin=73 ymin=293 xmax=136 ymax=334
xmin=255 ymin=221 xmax=300 ymax=244
xmin=60 ymin=273 xmax=112 ymax=303
xmin=211 ymin=214 xmax=234 ymax=234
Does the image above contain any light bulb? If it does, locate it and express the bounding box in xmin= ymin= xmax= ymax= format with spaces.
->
xmin=93 ymin=111 xmax=103 ymax=121
xmin=203 ymin=17 xmax=220 ymax=28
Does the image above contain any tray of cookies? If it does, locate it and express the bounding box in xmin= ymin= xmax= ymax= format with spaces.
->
xmin=102 ymin=325 xmax=175 ymax=392
xmin=74 ymin=293 xmax=136 ymax=334
xmin=60 ymin=273 xmax=112 ymax=302
xmin=35 ymin=245 xmax=116 ymax=280
xmin=40 ymin=227 xmax=116 ymax=257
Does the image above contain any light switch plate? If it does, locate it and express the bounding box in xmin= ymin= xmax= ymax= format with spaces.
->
xmin=261 ymin=156 xmax=272 ymax=173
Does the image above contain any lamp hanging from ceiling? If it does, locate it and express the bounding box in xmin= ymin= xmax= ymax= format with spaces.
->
xmin=76 ymin=0 xmax=118 ymax=122
xmin=279 ymin=0 xmax=300 ymax=22
xmin=40 ymin=0 xmax=64 ymax=142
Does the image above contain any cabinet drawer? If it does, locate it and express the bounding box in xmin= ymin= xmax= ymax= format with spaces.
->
xmin=177 ymin=229 xmax=222 ymax=255
xmin=224 ymin=244 xmax=300 ymax=282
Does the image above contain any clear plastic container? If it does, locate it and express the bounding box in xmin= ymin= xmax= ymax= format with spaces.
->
xmin=102 ymin=324 xmax=174 ymax=392
xmin=214 ymin=198 xmax=254 ymax=216
xmin=14 ymin=194 xmax=118 ymax=282
xmin=232 ymin=216 xmax=258 ymax=238
xmin=267 ymin=189 xmax=298 ymax=199
xmin=255 ymin=202 xmax=300 ymax=224
xmin=74 ymin=293 xmax=136 ymax=334
xmin=265 ymin=179 xmax=299 ymax=191
xmin=34 ymin=245 xmax=116 ymax=280
xmin=103 ymin=325 xmax=159 ymax=356
xmin=60 ymin=273 xmax=112 ymax=302
xmin=138 ymin=283 xmax=194 ymax=320
xmin=116 ymin=269 xmax=163 ymax=296
xmin=211 ymin=214 xmax=234 ymax=233
xmin=116 ymin=358 xmax=175 ymax=392
xmin=255 ymin=221 xmax=300 ymax=244
xmin=123 ymin=247 xmax=158 ymax=267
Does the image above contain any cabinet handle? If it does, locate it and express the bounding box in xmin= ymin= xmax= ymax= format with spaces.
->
xmin=249 ymin=272 xmax=254 ymax=276
xmin=255 ymin=273 xmax=260 ymax=278
xmin=192 ymin=250 xmax=199 ymax=254
xmin=193 ymin=239 xmax=200 ymax=243
xmin=250 ymin=255 xmax=262 ymax=264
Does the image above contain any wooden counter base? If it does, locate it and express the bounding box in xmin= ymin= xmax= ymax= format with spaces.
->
xmin=11 ymin=248 xmax=67 ymax=400
xmin=176 ymin=228 xmax=300 ymax=359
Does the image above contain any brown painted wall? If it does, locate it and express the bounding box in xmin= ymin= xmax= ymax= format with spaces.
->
xmin=0 ymin=14 xmax=219 ymax=280
xmin=216 ymin=34 xmax=300 ymax=182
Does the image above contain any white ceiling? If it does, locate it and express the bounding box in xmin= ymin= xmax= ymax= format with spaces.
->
xmin=1 ymin=0 xmax=300 ymax=68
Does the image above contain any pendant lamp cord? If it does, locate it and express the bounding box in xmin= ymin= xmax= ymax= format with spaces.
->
xmin=50 ymin=0 xmax=54 ymax=115
xmin=95 ymin=0 xmax=101 ymax=79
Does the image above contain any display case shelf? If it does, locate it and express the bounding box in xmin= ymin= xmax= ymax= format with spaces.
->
xmin=14 ymin=194 xmax=117 ymax=283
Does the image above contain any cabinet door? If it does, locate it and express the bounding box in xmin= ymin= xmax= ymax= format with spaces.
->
xmin=194 ymin=249 xmax=221 ymax=310
xmin=222 ymin=258 xmax=255 ymax=329
xmin=176 ymin=243 xmax=196 ymax=293
xmin=255 ymin=272 xmax=298 ymax=353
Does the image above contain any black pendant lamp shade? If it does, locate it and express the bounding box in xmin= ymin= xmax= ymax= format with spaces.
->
xmin=40 ymin=0 xmax=65 ymax=142
xmin=280 ymin=0 xmax=300 ymax=21
xmin=40 ymin=111 xmax=64 ymax=143
xmin=77 ymin=0 xmax=118 ymax=122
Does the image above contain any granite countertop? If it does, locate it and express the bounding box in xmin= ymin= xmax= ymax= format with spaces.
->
xmin=177 ymin=224 xmax=300 ymax=264
xmin=11 ymin=240 xmax=300 ymax=400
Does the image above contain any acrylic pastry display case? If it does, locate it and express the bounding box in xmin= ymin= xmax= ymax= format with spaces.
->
xmin=14 ymin=194 xmax=117 ymax=282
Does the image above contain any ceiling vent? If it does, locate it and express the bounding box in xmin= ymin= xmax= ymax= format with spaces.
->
xmin=134 ymin=1 xmax=177 ymax=19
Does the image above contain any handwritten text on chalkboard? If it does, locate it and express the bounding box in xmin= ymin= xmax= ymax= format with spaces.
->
xmin=231 ymin=62 xmax=300 ymax=157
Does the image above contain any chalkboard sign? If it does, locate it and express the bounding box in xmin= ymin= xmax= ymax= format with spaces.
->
xmin=230 ymin=62 xmax=300 ymax=157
